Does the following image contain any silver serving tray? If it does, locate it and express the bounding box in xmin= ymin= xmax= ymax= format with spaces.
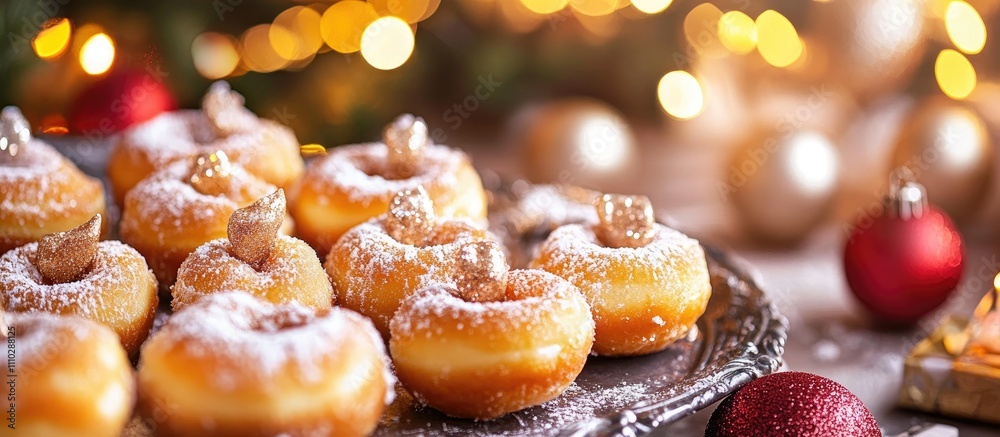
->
xmin=48 ymin=138 xmax=787 ymax=437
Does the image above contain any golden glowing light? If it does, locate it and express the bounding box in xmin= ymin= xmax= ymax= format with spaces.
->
xmin=657 ymin=70 xmax=704 ymax=120
xmin=500 ymin=0 xmax=546 ymax=33
xmin=240 ymin=25 xmax=288 ymax=73
xmin=945 ymin=1 xmax=986 ymax=55
xmin=79 ymin=33 xmax=115 ymax=75
xmin=521 ymin=0 xmax=570 ymax=14
xmin=272 ymin=6 xmax=324 ymax=61
xmin=631 ymin=0 xmax=672 ymax=14
xmin=321 ymin=1 xmax=379 ymax=54
xmin=370 ymin=0 xmax=439 ymax=23
xmin=935 ymin=49 xmax=977 ymax=100
xmin=718 ymin=11 xmax=756 ymax=54
xmin=192 ymin=32 xmax=240 ymax=79
xmin=360 ymin=16 xmax=415 ymax=70
xmin=570 ymin=0 xmax=620 ymax=17
xmin=32 ymin=18 xmax=71 ymax=59
xmin=683 ymin=3 xmax=724 ymax=56
xmin=755 ymin=10 xmax=802 ymax=68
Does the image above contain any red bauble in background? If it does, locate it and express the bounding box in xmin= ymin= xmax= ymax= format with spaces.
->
xmin=844 ymin=174 xmax=964 ymax=325
xmin=705 ymin=371 xmax=880 ymax=437
xmin=69 ymin=68 xmax=175 ymax=135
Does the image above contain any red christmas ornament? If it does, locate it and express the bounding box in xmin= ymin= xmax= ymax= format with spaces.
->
xmin=69 ymin=68 xmax=175 ymax=135
xmin=844 ymin=171 xmax=964 ymax=325
xmin=705 ymin=371 xmax=880 ymax=437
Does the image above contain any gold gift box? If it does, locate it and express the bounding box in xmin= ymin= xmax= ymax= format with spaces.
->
xmin=899 ymin=316 xmax=1000 ymax=424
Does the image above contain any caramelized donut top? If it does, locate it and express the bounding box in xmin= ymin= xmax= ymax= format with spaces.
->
xmin=153 ymin=292 xmax=395 ymax=401
xmin=0 ymin=241 xmax=152 ymax=317
xmin=125 ymin=160 xmax=277 ymax=230
xmin=307 ymin=143 xmax=470 ymax=204
xmin=0 ymin=140 xmax=101 ymax=221
xmin=390 ymin=269 xmax=588 ymax=339
xmin=9 ymin=312 xmax=112 ymax=362
xmin=118 ymin=110 xmax=296 ymax=168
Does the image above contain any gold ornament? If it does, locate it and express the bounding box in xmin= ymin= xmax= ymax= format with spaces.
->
xmin=189 ymin=150 xmax=233 ymax=195
xmin=728 ymin=129 xmax=839 ymax=246
xmin=34 ymin=215 xmax=102 ymax=284
xmin=385 ymin=186 xmax=437 ymax=246
xmin=512 ymin=98 xmax=636 ymax=191
xmin=452 ymin=241 xmax=509 ymax=303
xmin=964 ymin=275 xmax=1000 ymax=363
xmin=383 ymin=114 xmax=428 ymax=179
xmin=890 ymin=97 xmax=993 ymax=222
xmin=804 ymin=0 xmax=926 ymax=102
xmin=228 ymin=190 xmax=285 ymax=269
xmin=595 ymin=193 xmax=656 ymax=249
xmin=0 ymin=106 xmax=31 ymax=159
xmin=203 ymin=81 xmax=258 ymax=136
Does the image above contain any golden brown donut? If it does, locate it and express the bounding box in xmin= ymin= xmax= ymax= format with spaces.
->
xmin=325 ymin=186 xmax=493 ymax=337
xmin=0 ymin=215 xmax=158 ymax=357
xmin=108 ymin=81 xmax=303 ymax=204
xmin=0 ymin=107 xmax=106 ymax=254
xmin=530 ymin=194 xmax=711 ymax=356
xmin=137 ymin=292 xmax=394 ymax=437
xmin=291 ymin=114 xmax=487 ymax=256
xmin=390 ymin=257 xmax=595 ymax=419
xmin=9 ymin=312 xmax=135 ymax=437
xmin=172 ymin=190 xmax=332 ymax=311
xmin=120 ymin=151 xmax=293 ymax=290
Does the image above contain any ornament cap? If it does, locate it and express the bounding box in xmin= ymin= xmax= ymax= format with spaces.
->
xmin=386 ymin=186 xmax=437 ymax=246
xmin=383 ymin=114 xmax=428 ymax=179
xmin=189 ymin=150 xmax=234 ymax=194
xmin=451 ymin=241 xmax=509 ymax=303
xmin=1 ymin=106 xmax=32 ymax=159
xmin=34 ymin=214 xmax=102 ymax=284
xmin=887 ymin=167 xmax=928 ymax=220
xmin=595 ymin=193 xmax=656 ymax=248
xmin=228 ymin=189 xmax=285 ymax=269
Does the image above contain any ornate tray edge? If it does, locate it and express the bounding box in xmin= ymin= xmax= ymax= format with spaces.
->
xmin=557 ymin=245 xmax=789 ymax=437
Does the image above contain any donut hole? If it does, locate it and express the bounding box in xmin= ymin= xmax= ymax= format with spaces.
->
xmin=249 ymin=307 xmax=317 ymax=333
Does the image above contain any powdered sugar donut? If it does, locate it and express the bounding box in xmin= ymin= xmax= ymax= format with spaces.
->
xmin=11 ymin=312 xmax=135 ymax=437
xmin=172 ymin=191 xmax=332 ymax=312
xmin=389 ymin=269 xmax=594 ymax=419
xmin=325 ymin=186 xmax=493 ymax=338
xmin=120 ymin=155 xmax=292 ymax=290
xmin=290 ymin=114 xmax=487 ymax=256
xmin=137 ymin=292 xmax=394 ymax=437
xmin=108 ymin=82 xmax=303 ymax=204
xmin=531 ymin=222 xmax=711 ymax=356
xmin=0 ymin=108 xmax=106 ymax=254
xmin=0 ymin=217 xmax=158 ymax=357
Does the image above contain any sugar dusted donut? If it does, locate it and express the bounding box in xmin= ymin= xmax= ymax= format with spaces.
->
xmin=390 ymin=241 xmax=594 ymax=419
xmin=137 ymin=292 xmax=394 ymax=437
xmin=11 ymin=312 xmax=135 ymax=437
xmin=109 ymin=81 xmax=303 ymax=203
xmin=291 ymin=114 xmax=487 ymax=255
xmin=0 ymin=215 xmax=158 ymax=357
xmin=0 ymin=107 xmax=107 ymax=254
xmin=172 ymin=190 xmax=332 ymax=311
xmin=325 ymin=186 xmax=493 ymax=337
xmin=531 ymin=194 xmax=711 ymax=356
xmin=120 ymin=150 xmax=292 ymax=289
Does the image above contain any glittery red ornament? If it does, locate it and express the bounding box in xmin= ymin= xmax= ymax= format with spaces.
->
xmin=844 ymin=172 xmax=964 ymax=325
xmin=705 ymin=371 xmax=880 ymax=437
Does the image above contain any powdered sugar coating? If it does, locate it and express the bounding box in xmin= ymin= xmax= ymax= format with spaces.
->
xmin=10 ymin=312 xmax=110 ymax=364
xmin=0 ymin=240 xmax=153 ymax=318
xmin=147 ymin=291 xmax=395 ymax=403
xmin=306 ymin=142 xmax=467 ymax=205
xmin=0 ymin=139 xmax=104 ymax=227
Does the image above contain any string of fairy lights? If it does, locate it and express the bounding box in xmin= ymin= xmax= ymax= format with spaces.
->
xmin=25 ymin=0 xmax=992 ymax=122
